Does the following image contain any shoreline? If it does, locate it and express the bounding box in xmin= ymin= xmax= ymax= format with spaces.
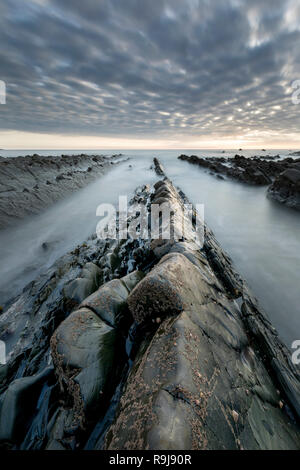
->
xmin=0 ymin=161 xmax=299 ymax=450
xmin=178 ymin=154 xmax=300 ymax=211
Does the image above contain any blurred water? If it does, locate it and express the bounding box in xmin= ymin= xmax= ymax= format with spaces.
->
xmin=0 ymin=148 xmax=299 ymax=349
xmin=158 ymin=153 xmax=300 ymax=349
xmin=0 ymin=157 xmax=156 ymax=307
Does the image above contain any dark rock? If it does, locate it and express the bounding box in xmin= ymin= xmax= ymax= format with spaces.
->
xmin=152 ymin=158 xmax=166 ymax=177
xmin=0 ymin=153 xmax=125 ymax=229
xmin=268 ymin=167 xmax=300 ymax=210
xmin=105 ymin=252 xmax=300 ymax=449
xmin=63 ymin=262 xmax=103 ymax=305
xmin=79 ymin=271 xmax=144 ymax=328
xmin=127 ymin=253 xmax=216 ymax=325
xmin=1 ymin=177 xmax=300 ymax=450
xmin=103 ymin=180 xmax=300 ymax=450
xmin=289 ymin=151 xmax=300 ymax=156
xmin=178 ymin=154 xmax=300 ymax=187
xmin=49 ymin=269 xmax=145 ymax=437
xmin=50 ymin=308 xmax=120 ymax=430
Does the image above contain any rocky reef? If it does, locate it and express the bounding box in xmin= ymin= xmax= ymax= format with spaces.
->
xmin=151 ymin=157 xmax=166 ymax=177
xmin=178 ymin=154 xmax=300 ymax=211
xmin=0 ymin=153 xmax=124 ymax=229
xmin=267 ymin=164 xmax=300 ymax=211
xmin=289 ymin=151 xmax=300 ymax=157
xmin=0 ymin=163 xmax=299 ymax=450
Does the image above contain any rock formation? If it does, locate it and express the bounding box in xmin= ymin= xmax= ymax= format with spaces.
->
xmin=152 ymin=157 xmax=166 ymax=177
xmin=103 ymin=179 xmax=300 ymax=450
xmin=0 ymin=162 xmax=299 ymax=450
xmin=0 ymin=153 xmax=124 ymax=229
xmin=178 ymin=154 xmax=300 ymax=211
xmin=268 ymin=165 xmax=300 ymax=211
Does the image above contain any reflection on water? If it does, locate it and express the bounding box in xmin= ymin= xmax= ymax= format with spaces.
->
xmin=0 ymin=149 xmax=299 ymax=349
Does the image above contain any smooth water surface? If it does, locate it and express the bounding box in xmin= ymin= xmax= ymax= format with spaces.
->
xmin=0 ymin=148 xmax=299 ymax=348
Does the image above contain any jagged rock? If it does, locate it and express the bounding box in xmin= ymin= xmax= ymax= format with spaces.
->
xmin=63 ymin=262 xmax=103 ymax=305
xmin=0 ymin=153 xmax=124 ymax=229
xmin=289 ymin=151 xmax=300 ymax=156
xmin=241 ymin=299 xmax=300 ymax=419
xmin=1 ymin=176 xmax=300 ymax=451
xmin=0 ymin=367 xmax=54 ymax=447
xmin=104 ymin=303 xmax=300 ymax=449
xmin=49 ymin=270 xmax=145 ymax=435
xmin=268 ymin=168 xmax=300 ymax=211
xmin=103 ymin=180 xmax=300 ymax=450
xmin=45 ymin=409 xmax=72 ymax=450
xmin=127 ymin=253 xmax=218 ymax=325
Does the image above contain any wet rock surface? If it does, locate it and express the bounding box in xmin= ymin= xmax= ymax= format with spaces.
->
xmin=179 ymin=154 xmax=300 ymax=211
xmin=0 ymin=153 xmax=124 ymax=229
xmin=0 ymin=183 xmax=154 ymax=449
xmin=268 ymin=166 xmax=300 ymax=211
xmin=178 ymin=153 xmax=300 ymax=188
xmin=0 ymin=161 xmax=299 ymax=450
xmin=103 ymin=179 xmax=300 ymax=450
xmin=289 ymin=151 xmax=300 ymax=157
xmin=151 ymin=157 xmax=166 ymax=177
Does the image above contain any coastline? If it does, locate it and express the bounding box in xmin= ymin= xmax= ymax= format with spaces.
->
xmin=178 ymin=154 xmax=300 ymax=211
xmin=0 ymin=161 xmax=299 ymax=450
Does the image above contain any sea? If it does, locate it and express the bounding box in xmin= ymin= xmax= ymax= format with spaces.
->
xmin=0 ymin=148 xmax=299 ymax=349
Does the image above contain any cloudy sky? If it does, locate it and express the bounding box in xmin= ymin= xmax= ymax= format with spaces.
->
xmin=0 ymin=0 xmax=300 ymax=149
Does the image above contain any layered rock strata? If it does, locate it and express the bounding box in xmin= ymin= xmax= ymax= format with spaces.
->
xmin=0 ymin=153 xmax=124 ymax=229
xmin=0 ymin=164 xmax=299 ymax=450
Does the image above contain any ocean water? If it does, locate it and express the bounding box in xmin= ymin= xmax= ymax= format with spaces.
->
xmin=0 ymin=148 xmax=299 ymax=349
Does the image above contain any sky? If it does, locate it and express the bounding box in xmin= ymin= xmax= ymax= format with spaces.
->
xmin=0 ymin=0 xmax=300 ymax=149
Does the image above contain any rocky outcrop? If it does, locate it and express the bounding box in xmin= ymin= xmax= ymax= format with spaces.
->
xmin=0 ymin=184 xmax=153 ymax=449
xmin=102 ymin=179 xmax=300 ymax=450
xmin=48 ymin=270 xmax=145 ymax=447
xmin=80 ymin=271 xmax=145 ymax=328
xmin=0 ymin=153 xmax=124 ymax=229
xmin=289 ymin=151 xmax=300 ymax=157
xmin=152 ymin=157 xmax=166 ymax=177
xmin=178 ymin=154 xmax=300 ymax=187
xmin=268 ymin=165 xmax=300 ymax=211
xmin=63 ymin=262 xmax=103 ymax=305
xmin=0 ymin=174 xmax=299 ymax=450
xmin=0 ymin=367 xmax=54 ymax=447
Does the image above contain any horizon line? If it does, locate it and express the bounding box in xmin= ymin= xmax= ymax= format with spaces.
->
xmin=1 ymin=147 xmax=299 ymax=151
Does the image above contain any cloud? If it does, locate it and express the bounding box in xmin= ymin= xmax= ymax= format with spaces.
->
xmin=0 ymin=0 xmax=300 ymax=145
